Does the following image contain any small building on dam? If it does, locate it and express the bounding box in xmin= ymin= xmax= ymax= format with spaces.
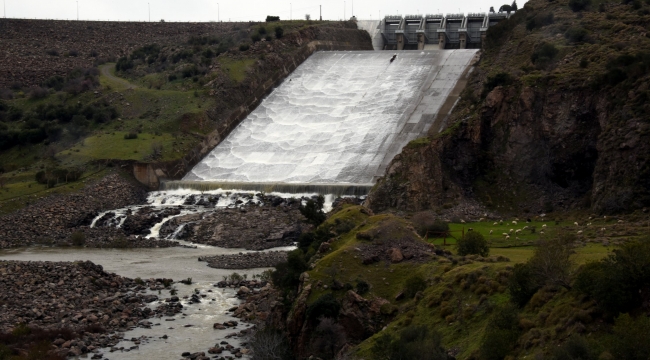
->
xmin=356 ymin=12 xmax=513 ymax=51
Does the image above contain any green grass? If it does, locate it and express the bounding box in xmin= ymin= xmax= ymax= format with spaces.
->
xmin=428 ymin=220 xmax=572 ymax=247
xmin=218 ymin=58 xmax=256 ymax=82
xmin=55 ymin=132 xmax=179 ymax=164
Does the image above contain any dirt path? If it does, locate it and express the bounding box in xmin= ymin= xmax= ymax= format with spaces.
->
xmin=99 ymin=63 xmax=137 ymax=90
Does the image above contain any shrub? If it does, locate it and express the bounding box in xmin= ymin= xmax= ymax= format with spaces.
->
xmin=371 ymin=325 xmax=449 ymax=360
xmin=457 ymin=232 xmax=489 ymax=257
xmin=271 ymin=250 xmax=308 ymax=291
xmin=258 ymin=26 xmax=267 ymax=35
xmin=483 ymin=72 xmax=513 ymax=96
xmin=115 ymin=57 xmax=134 ymax=71
xmin=299 ymin=195 xmax=326 ymax=226
xmin=35 ymin=168 xmax=83 ymax=187
xmin=610 ymin=313 xmax=650 ymax=360
xmin=306 ymin=293 xmax=341 ymax=321
xmin=168 ymin=74 xmax=178 ymax=81
xmin=28 ymin=87 xmax=49 ymax=100
xmin=43 ymin=75 xmax=65 ymax=91
xmin=275 ymin=26 xmax=284 ymax=38
xmin=569 ymin=0 xmax=591 ymax=11
xmin=265 ymin=35 xmax=273 ymax=42
xmin=67 ymin=49 xmax=79 ymax=57
xmin=565 ymin=27 xmax=588 ymax=43
xmin=479 ymin=305 xmax=521 ymax=360
xmin=266 ymin=15 xmax=280 ymax=22
xmin=46 ymin=49 xmax=59 ymax=56
xmin=239 ymin=44 xmax=250 ymax=51
xmin=574 ymin=240 xmax=650 ymax=315
xmin=356 ymin=280 xmax=370 ymax=295
xmin=404 ymin=274 xmax=427 ymax=299
xmin=528 ymin=236 xmax=574 ymax=289
xmin=124 ymin=132 xmax=138 ymax=140
xmin=411 ymin=211 xmax=449 ymax=238
xmin=508 ymin=263 xmax=539 ymax=307
xmin=70 ymin=231 xmax=86 ymax=246
xmin=310 ymin=318 xmax=347 ymax=360
xmin=526 ymin=12 xmax=554 ymax=31
xmin=551 ymin=335 xmax=596 ymax=360
xmin=531 ymin=42 xmax=559 ymax=65
xmin=251 ymin=33 xmax=262 ymax=43
xmin=579 ymin=58 xmax=589 ymax=68
xmin=249 ymin=327 xmax=293 ymax=360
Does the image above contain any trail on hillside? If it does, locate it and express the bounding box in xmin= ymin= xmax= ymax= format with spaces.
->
xmin=99 ymin=64 xmax=137 ymax=90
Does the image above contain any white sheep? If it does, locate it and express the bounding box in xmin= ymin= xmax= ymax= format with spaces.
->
xmin=523 ymin=226 xmax=529 ymax=230
xmin=502 ymin=233 xmax=508 ymax=236
xmin=505 ymin=235 xmax=510 ymax=240
xmin=577 ymin=230 xmax=583 ymax=235
xmin=601 ymin=227 xmax=606 ymax=232
xmin=617 ymin=220 xmax=623 ymax=223
xmin=479 ymin=218 xmax=485 ymax=222
xmin=542 ymin=224 xmax=547 ymax=228
xmin=587 ymin=222 xmax=592 ymax=226
xmin=493 ymin=222 xmax=498 ymax=226
xmin=461 ymin=219 xmax=466 ymax=223
xmin=540 ymin=230 xmax=545 ymax=234
xmin=512 ymin=220 xmax=518 ymax=225
xmin=489 ymin=230 xmax=493 ymax=234
xmin=515 ymin=229 xmax=522 ymax=234
xmin=509 ymin=229 xmax=514 ymax=233
xmin=589 ymin=216 xmax=593 ymax=220
xmin=574 ymin=222 xmax=579 ymax=226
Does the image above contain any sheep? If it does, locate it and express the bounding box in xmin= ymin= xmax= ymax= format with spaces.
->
xmin=540 ymin=230 xmax=545 ymax=234
xmin=502 ymin=233 xmax=509 ymax=236
xmin=461 ymin=219 xmax=466 ymax=223
xmin=523 ymin=226 xmax=529 ymax=230
xmin=601 ymin=227 xmax=606 ymax=232
xmin=509 ymin=229 xmax=514 ymax=233
xmin=489 ymin=230 xmax=493 ymax=234
xmin=617 ymin=220 xmax=623 ymax=223
xmin=574 ymin=222 xmax=579 ymax=226
xmin=468 ymin=228 xmax=474 ymax=232
xmin=505 ymin=235 xmax=510 ymax=240
xmin=479 ymin=218 xmax=485 ymax=222
xmin=516 ymin=237 xmax=520 ymax=241
xmin=589 ymin=216 xmax=593 ymax=220
xmin=587 ymin=222 xmax=592 ymax=226
xmin=542 ymin=224 xmax=547 ymax=228
xmin=493 ymin=222 xmax=498 ymax=226
xmin=512 ymin=220 xmax=518 ymax=225
xmin=577 ymin=230 xmax=583 ymax=235
xmin=515 ymin=229 xmax=522 ymax=234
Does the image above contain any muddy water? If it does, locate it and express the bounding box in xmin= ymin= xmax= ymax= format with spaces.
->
xmin=0 ymin=245 xmax=294 ymax=359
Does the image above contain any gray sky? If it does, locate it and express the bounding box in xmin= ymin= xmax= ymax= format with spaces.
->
xmin=1 ymin=0 xmax=524 ymax=22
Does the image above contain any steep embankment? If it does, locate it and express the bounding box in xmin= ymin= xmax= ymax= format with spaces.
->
xmin=368 ymin=0 xmax=650 ymax=215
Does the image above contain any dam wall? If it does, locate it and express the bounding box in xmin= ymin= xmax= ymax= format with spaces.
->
xmin=167 ymin=50 xmax=478 ymax=194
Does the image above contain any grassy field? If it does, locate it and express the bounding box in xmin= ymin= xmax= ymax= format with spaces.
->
xmin=218 ymin=57 xmax=257 ymax=83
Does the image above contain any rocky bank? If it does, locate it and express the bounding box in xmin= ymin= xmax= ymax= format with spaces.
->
xmin=0 ymin=260 xmax=179 ymax=358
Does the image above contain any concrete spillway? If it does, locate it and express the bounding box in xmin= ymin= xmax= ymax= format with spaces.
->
xmin=175 ymin=50 xmax=478 ymax=194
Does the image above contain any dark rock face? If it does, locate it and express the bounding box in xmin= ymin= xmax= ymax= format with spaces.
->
xmin=367 ymin=83 xmax=649 ymax=215
xmin=0 ymin=260 xmax=178 ymax=358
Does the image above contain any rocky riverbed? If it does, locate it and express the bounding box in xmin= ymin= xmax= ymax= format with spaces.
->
xmin=0 ymin=173 xmax=159 ymax=248
xmin=0 ymin=260 xmax=181 ymax=358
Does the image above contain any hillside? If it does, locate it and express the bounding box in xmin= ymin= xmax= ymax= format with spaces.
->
xmin=367 ymin=0 xmax=650 ymax=215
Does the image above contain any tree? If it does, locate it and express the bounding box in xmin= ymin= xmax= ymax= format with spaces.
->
xmin=528 ymin=236 xmax=574 ymax=289
xmin=249 ymin=327 xmax=293 ymax=360
xmin=305 ymin=14 xmax=311 ymax=20
xmin=275 ymin=26 xmax=284 ymax=38
xmin=499 ymin=4 xmax=513 ymax=13
xmin=511 ymin=0 xmax=518 ymax=11
xmin=456 ymin=231 xmax=489 ymax=257
xmin=490 ymin=6 xmax=496 ymax=12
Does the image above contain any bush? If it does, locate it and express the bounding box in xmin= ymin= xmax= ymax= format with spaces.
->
xmin=371 ymin=325 xmax=450 ymax=360
xmin=251 ymin=33 xmax=262 ymax=43
xmin=479 ymin=305 xmax=521 ymax=360
xmin=299 ymin=195 xmax=326 ymax=226
xmin=526 ymin=12 xmax=554 ymax=31
xmin=531 ymin=42 xmax=559 ymax=66
xmin=124 ymin=132 xmax=138 ymax=140
xmin=508 ymin=263 xmax=539 ymax=307
xmin=70 ymin=231 xmax=86 ymax=246
xmin=35 ymin=168 xmax=83 ymax=188
xmin=411 ymin=211 xmax=449 ymax=237
xmin=310 ymin=318 xmax=347 ymax=360
xmin=275 ymin=26 xmax=284 ymax=38
xmin=271 ymin=250 xmax=308 ymax=291
xmin=456 ymin=231 xmax=489 ymax=257
xmin=569 ymin=0 xmax=591 ymax=11
xmin=265 ymin=35 xmax=273 ymax=42
xmin=574 ymin=240 xmax=650 ymax=315
xmin=249 ymin=327 xmax=293 ymax=360
xmin=610 ymin=313 xmax=650 ymax=360
xmin=266 ymin=15 xmax=280 ymax=22
xmin=258 ymin=26 xmax=267 ymax=35
xmin=115 ymin=57 xmax=134 ymax=71
xmin=404 ymin=274 xmax=427 ymax=299
xmin=28 ymin=87 xmax=49 ymax=100
xmin=46 ymin=49 xmax=59 ymax=56
xmin=239 ymin=44 xmax=250 ymax=51
xmin=483 ymin=72 xmax=513 ymax=96
xmin=306 ymin=293 xmax=340 ymax=321
xmin=551 ymin=335 xmax=596 ymax=360
xmin=356 ymin=280 xmax=369 ymax=295
xmin=565 ymin=27 xmax=589 ymax=43
xmin=528 ymin=237 xmax=574 ymax=289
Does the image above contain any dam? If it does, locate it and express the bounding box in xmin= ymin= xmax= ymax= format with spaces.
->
xmin=167 ymin=50 xmax=478 ymax=195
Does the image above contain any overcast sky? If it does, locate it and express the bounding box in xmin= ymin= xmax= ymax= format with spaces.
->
xmin=1 ymin=0 xmax=524 ymax=22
